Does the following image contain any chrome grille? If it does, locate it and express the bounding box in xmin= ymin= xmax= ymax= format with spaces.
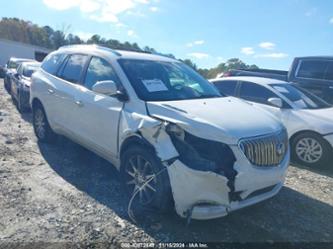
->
xmin=239 ymin=130 xmax=288 ymax=167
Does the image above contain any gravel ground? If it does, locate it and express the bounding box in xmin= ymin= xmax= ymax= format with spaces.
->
xmin=0 ymin=79 xmax=333 ymax=247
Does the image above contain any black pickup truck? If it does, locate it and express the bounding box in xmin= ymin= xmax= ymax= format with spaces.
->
xmin=221 ymin=56 xmax=333 ymax=104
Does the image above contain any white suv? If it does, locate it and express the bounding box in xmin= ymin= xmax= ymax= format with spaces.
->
xmin=30 ymin=45 xmax=289 ymax=220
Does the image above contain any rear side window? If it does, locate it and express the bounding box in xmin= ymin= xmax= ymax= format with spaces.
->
xmin=239 ymin=81 xmax=278 ymax=105
xmin=214 ymin=80 xmax=238 ymax=96
xmin=84 ymin=57 xmax=119 ymax=90
xmin=297 ymin=60 xmax=329 ymax=80
xmin=41 ymin=53 xmax=66 ymax=75
xmin=59 ymin=54 xmax=89 ymax=84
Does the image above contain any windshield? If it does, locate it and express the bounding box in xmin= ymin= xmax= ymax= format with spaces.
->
xmin=272 ymin=84 xmax=331 ymax=109
xmin=118 ymin=59 xmax=222 ymax=101
xmin=8 ymin=60 xmax=34 ymax=69
xmin=8 ymin=61 xmax=18 ymax=69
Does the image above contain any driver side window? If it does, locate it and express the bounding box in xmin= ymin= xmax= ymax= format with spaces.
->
xmin=84 ymin=57 xmax=119 ymax=90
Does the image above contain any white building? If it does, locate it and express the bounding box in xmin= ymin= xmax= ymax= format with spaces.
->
xmin=0 ymin=38 xmax=51 ymax=66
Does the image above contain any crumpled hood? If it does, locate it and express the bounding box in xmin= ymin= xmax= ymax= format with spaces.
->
xmin=297 ymin=107 xmax=333 ymax=134
xmin=147 ymin=97 xmax=283 ymax=144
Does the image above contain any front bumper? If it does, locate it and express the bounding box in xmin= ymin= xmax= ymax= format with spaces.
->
xmin=191 ymin=182 xmax=283 ymax=220
xmin=167 ymin=145 xmax=289 ymax=220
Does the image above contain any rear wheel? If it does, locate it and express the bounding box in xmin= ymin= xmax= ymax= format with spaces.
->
xmin=291 ymin=132 xmax=331 ymax=168
xmin=17 ymin=91 xmax=28 ymax=113
xmin=32 ymin=103 xmax=56 ymax=143
xmin=4 ymin=77 xmax=9 ymax=93
xmin=120 ymin=145 xmax=173 ymax=212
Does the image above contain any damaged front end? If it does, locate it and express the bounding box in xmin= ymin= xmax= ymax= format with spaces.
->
xmin=122 ymin=109 xmax=289 ymax=220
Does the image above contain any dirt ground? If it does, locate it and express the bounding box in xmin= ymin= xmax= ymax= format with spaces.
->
xmin=0 ymin=79 xmax=333 ymax=247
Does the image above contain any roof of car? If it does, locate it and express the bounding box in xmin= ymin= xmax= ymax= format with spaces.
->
xmin=9 ymin=57 xmax=35 ymax=63
xmin=210 ymin=76 xmax=289 ymax=86
xmin=21 ymin=61 xmax=41 ymax=67
xmin=294 ymin=56 xmax=333 ymax=60
xmin=58 ymin=44 xmax=178 ymax=63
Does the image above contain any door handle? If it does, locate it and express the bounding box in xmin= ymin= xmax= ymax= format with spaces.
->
xmin=75 ymin=100 xmax=84 ymax=107
xmin=47 ymin=89 xmax=54 ymax=94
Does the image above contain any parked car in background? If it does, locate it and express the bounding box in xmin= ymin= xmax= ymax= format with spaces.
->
xmin=211 ymin=76 xmax=333 ymax=168
xmin=219 ymin=56 xmax=333 ymax=104
xmin=0 ymin=65 xmax=6 ymax=78
xmin=30 ymin=45 xmax=289 ymax=220
xmin=10 ymin=61 xmax=40 ymax=112
xmin=4 ymin=57 xmax=35 ymax=92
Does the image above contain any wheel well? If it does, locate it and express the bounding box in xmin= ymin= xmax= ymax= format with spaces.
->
xmin=32 ymin=98 xmax=43 ymax=110
xmin=290 ymin=130 xmax=332 ymax=150
xmin=120 ymin=135 xmax=155 ymax=160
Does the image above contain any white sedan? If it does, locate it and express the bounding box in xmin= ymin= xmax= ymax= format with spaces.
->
xmin=211 ymin=76 xmax=333 ymax=168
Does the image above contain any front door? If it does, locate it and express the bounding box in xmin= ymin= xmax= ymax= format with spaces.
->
xmin=70 ymin=56 xmax=124 ymax=158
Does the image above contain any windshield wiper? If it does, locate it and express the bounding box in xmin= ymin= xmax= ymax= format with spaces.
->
xmin=194 ymin=94 xmax=222 ymax=99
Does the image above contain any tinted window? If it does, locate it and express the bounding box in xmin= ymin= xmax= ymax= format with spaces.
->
xmin=41 ymin=53 xmax=66 ymax=75
xmin=325 ymin=62 xmax=333 ymax=80
xmin=84 ymin=57 xmax=119 ymax=90
xmin=297 ymin=60 xmax=329 ymax=80
xmin=214 ymin=81 xmax=237 ymax=96
xmin=59 ymin=54 xmax=89 ymax=83
xmin=118 ymin=59 xmax=221 ymax=101
xmin=240 ymin=81 xmax=278 ymax=105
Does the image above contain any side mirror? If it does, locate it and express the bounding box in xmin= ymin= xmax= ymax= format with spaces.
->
xmin=14 ymin=73 xmax=20 ymax=78
xmin=92 ymin=80 xmax=128 ymax=101
xmin=268 ymin=97 xmax=283 ymax=108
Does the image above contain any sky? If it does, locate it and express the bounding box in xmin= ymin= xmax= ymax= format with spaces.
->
xmin=1 ymin=0 xmax=333 ymax=70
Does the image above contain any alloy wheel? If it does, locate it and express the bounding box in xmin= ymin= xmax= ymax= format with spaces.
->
xmin=125 ymin=155 xmax=157 ymax=205
xmin=295 ymin=137 xmax=323 ymax=164
xmin=34 ymin=109 xmax=46 ymax=139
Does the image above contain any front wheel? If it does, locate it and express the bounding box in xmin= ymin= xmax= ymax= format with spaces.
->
xmin=120 ymin=145 xmax=173 ymax=212
xmin=32 ymin=104 xmax=57 ymax=143
xmin=291 ymin=132 xmax=331 ymax=168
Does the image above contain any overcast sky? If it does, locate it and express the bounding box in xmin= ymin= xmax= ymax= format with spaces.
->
xmin=1 ymin=0 xmax=333 ymax=69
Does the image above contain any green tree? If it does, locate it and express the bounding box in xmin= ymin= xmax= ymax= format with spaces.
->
xmin=0 ymin=17 xmax=259 ymax=78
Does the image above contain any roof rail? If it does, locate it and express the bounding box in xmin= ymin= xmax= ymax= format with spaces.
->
xmin=58 ymin=44 xmax=122 ymax=56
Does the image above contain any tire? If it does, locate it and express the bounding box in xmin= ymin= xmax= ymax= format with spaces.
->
xmin=291 ymin=132 xmax=332 ymax=168
xmin=120 ymin=144 xmax=173 ymax=212
xmin=17 ymin=91 xmax=28 ymax=113
xmin=5 ymin=78 xmax=11 ymax=93
xmin=4 ymin=77 xmax=9 ymax=92
xmin=32 ymin=103 xmax=57 ymax=143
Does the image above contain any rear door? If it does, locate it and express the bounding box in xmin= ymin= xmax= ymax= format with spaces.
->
xmin=53 ymin=54 xmax=90 ymax=137
xmin=69 ymin=56 xmax=124 ymax=158
xmin=11 ymin=64 xmax=23 ymax=98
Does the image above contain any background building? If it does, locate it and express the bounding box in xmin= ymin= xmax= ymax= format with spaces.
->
xmin=0 ymin=38 xmax=51 ymax=66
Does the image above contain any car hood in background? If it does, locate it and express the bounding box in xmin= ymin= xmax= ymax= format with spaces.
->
xmin=147 ymin=97 xmax=283 ymax=144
